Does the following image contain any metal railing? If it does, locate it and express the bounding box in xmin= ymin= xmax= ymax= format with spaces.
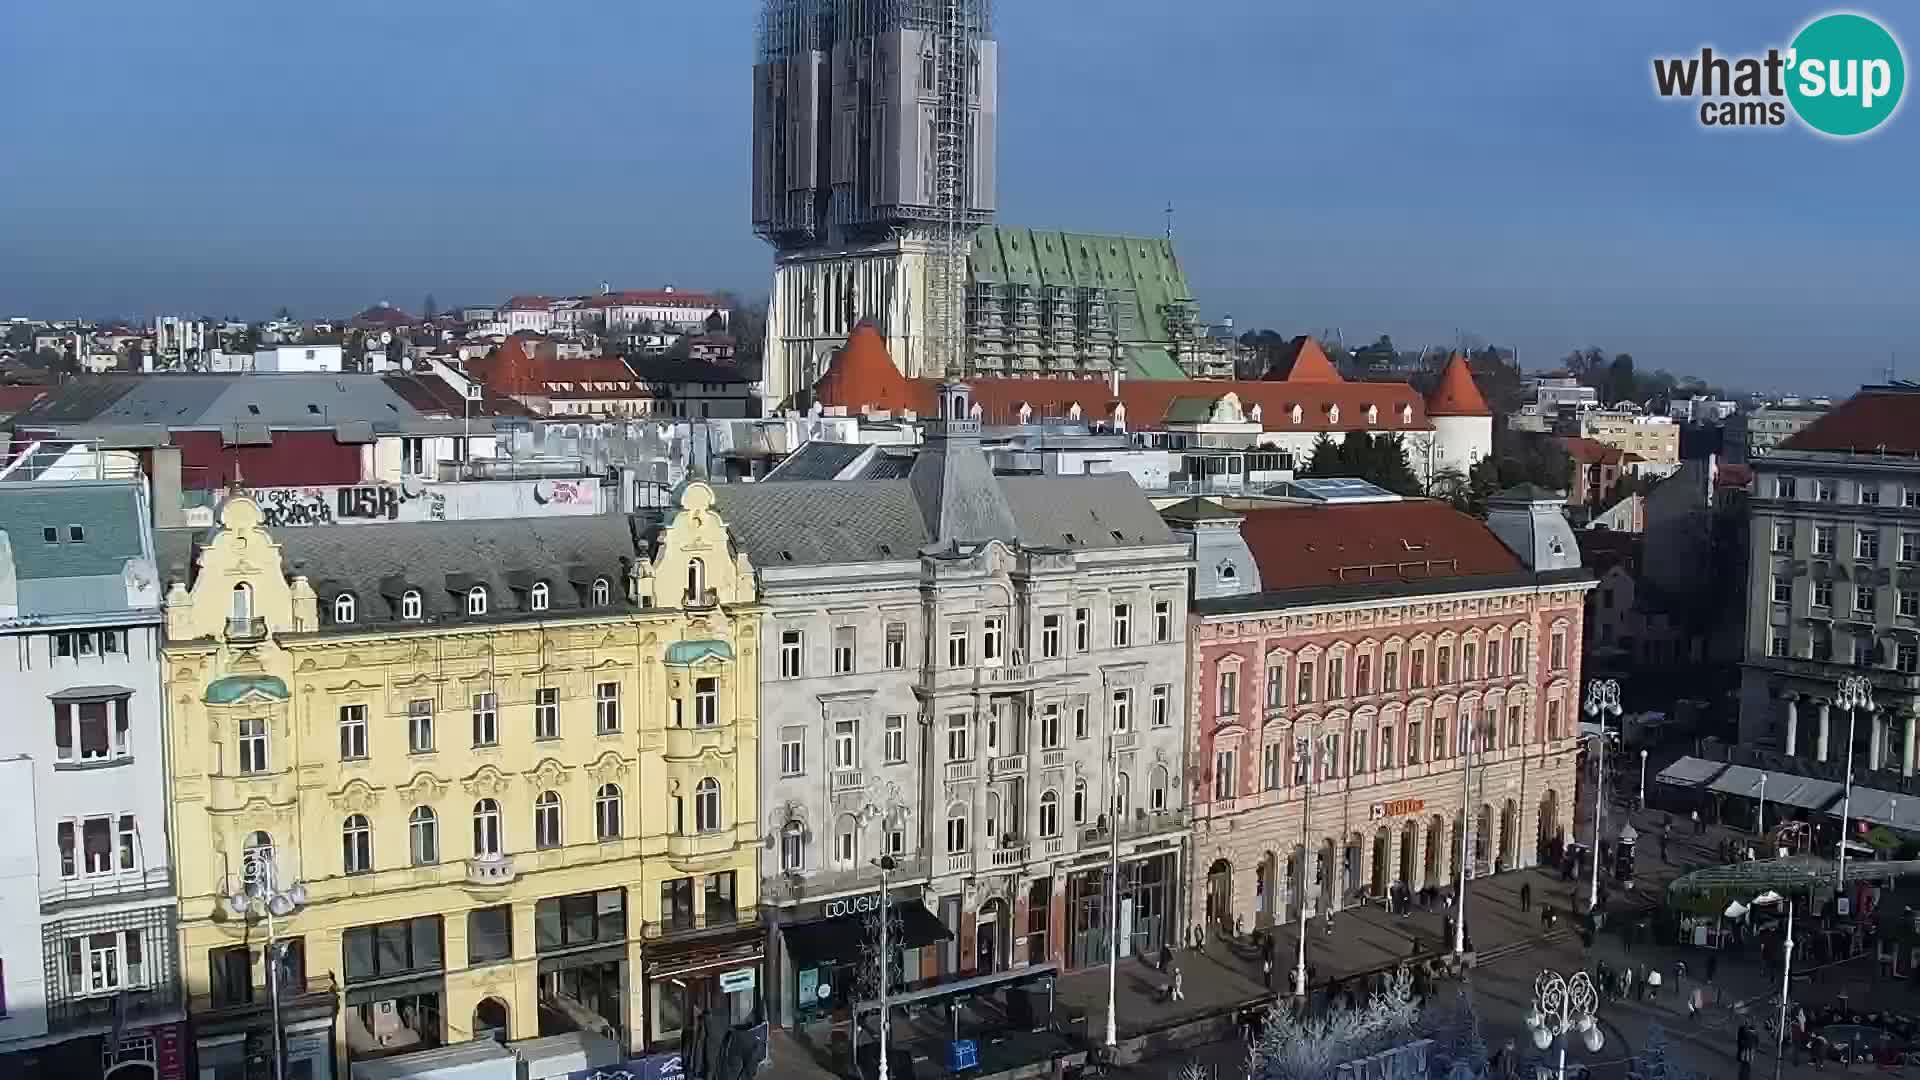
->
xmin=40 ymin=866 xmax=172 ymax=910
xmin=195 ymin=973 xmax=338 ymax=1023
xmin=226 ymin=617 xmax=268 ymax=641
xmin=642 ymin=906 xmax=761 ymax=940
xmin=764 ymin=854 xmax=932 ymax=903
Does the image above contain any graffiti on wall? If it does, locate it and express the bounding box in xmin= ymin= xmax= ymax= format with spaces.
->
xmin=250 ymin=483 xmax=445 ymax=526
xmin=534 ymin=479 xmax=588 ymax=505
xmin=255 ymin=487 xmax=334 ymax=527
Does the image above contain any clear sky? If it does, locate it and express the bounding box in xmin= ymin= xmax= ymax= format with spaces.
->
xmin=2 ymin=1 xmax=1913 ymax=395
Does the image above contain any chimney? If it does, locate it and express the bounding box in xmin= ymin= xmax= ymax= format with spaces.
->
xmin=1108 ymin=367 xmax=1122 ymax=398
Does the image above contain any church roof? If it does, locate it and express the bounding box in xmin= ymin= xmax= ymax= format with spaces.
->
xmin=812 ymin=322 xmax=919 ymax=413
xmin=1425 ymin=353 xmax=1492 ymax=417
xmin=1259 ymin=336 xmax=1343 ymax=383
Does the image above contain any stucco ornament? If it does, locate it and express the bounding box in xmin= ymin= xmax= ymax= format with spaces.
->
xmin=398 ymin=771 xmax=450 ymax=801
xmin=328 ymin=778 xmax=382 ymax=813
xmin=462 ymin=764 xmax=512 ymax=798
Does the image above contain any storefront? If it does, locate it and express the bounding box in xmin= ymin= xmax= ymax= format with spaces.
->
xmin=771 ymin=888 xmax=952 ymax=1029
xmin=0 ymin=1021 xmax=192 ymax=1080
xmin=1065 ymin=847 xmax=1178 ymax=970
xmin=641 ymin=922 xmax=766 ymax=1054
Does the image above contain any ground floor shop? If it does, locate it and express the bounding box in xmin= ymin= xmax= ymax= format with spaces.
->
xmin=640 ymin=924 xmax=765 ymax=1054
xmin=0 ymin=1020 xmax=191 ymax=1080
xmin=770 ymin=886 xmax=952 ymax=1030
xmin=1189 ymin=750 xmax=1577 ymax=936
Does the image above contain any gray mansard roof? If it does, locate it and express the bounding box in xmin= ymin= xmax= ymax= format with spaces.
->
xmin=0 ymin=479 xmax=159 ymax=619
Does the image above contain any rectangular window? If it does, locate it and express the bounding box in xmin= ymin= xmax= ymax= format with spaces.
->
xmin=1041 ymin=615 xmax=1062 ymax=659
xmin=1772 ymin=575 xmax=1792 ymax=604
xmin=1486 ymin=640 xmax=1500 ymax=677
xmin=595 ymin=682 xmax=620 ymax=734
xmin=884 ymin=623 xmax=907 ymax=669
xmin=1074 ymin=699 xmax=1089 ymax=740
xmin=1550 ymin=633 xmax=1566 ymax=670
xmin=1436 ymin=646 xmax=1451 ymax=683
xmin=1548 ymin=699 xmax=1564 ymax=739
xmin=1907 ymin=487 xmax=1920 ymax=508
xmin=982 ymin=617 xmax=1004 ymax=663
xmin=1296 ymin=660 xmax=1315 ymax=704
xmin=1213 ymin=750 xmax=1235 ymax=799
xmin=1327 ymin=656 xmax=1344 ymax=699
xmin=1904 ymin=533 xmax=1920 ymax=564
xmin=1263 ymin=743 xmax=1283 ymax=790
xmin=1856 ymin=585 xmax=1876 ymax=614
xmin=1769 ymin=631 xmax=1791 ymax=658
xmin=1859 ymin=529 xmax=1881 ymax=561
xmin=694 ymin=678 xmax=717 ymax=726
xmin=832 ymin=626 xmax=856 ymax=674
xmin=408 ymin=698 xmax=435 ymax=753
xmin=1112 ymin=604 xmax=1132 ymax=647
xmin=779 ymin=629 xmax=803 ymax=678
xmin=1324 ymin=734 xmax=1342 ymax=779
xmin=1900 ymin=642 xmax=1919 ymax=674
xmin=1817 ymin=480 xmax=1835 ymax=502
xmin=532 ymin=891 xmax=624 ymax=953
xmin=1773 ymin=476 xmax=1796 ymax=500
xmin=1266 ymin=664 xmax=1285 ymax=708
xmin=1041 ymin=704 xmax=1062 ymax=748
xmin=1434 ymin=717 xmax=1449 ymax=761
xmin=1151 ymin=685 xmax=1170 ymax=728
xmin=338 ymin=705 xmax=368 ymax=761
xmin=779 ymin=728 xmax=804 ymax=776
xmin=1352 ymin=730 xmax=1368 ymax=774
xmin=1383 ymin=651 xmax=1400 ymax=691
xmin=1216 ymin=669 xmax=1238 ymax=715
xmin=467 ymin=907 xmax=513 ymax=966
xmin=51 ymin=698 xmax=129 ymax=763
xmin=1901 ymin=590 xmax=1919 ymax=618
xmin=1354 ymin=654 xmax=1371 ymax=695
xmin=1773 ymin=523 xmax=1793 ymax=553
xmin=1814 ymin=525 xmax=1836 ymax=556
xmin=1154 ymin=599 xmax=1172 ymax=642
xmin=1074 ymin=607 xmax=1090 ymax=652
xmin=833 ymin=720 xmax=857 ymax=769
xmin=1408 ymin=717 xmax=1424 ymax=764
xmin=1381 ymin=726 xmax=1397 ymax=770
xmin=534 ymin=688 xmax=559 ymax=739
xmin=471 ymin=692 xmax=498 ymax=746
xmin=238 ymin=716 xmax=268 ymax=774
xmin=1462 ymin=644 xmax=1477 ymax=680
xmin=885 ymin=715 xmax=906 ymax=763
xmin=947 ymin=622 xmax=969 ymax=668
xmin=1111 ymin=689 xmax=1133 ymax=733
xmin=1411 ymin=650 xmax=1426 ymax=689
xmin=946 ymin=713 xmax=971 ymax=761
xmin=1814 ymin=580 xmax=1834 ymax=608
xmin=1507 ymin=705 xmax=1522 ymax=747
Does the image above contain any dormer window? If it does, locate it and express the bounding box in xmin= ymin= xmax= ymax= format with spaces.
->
xmin=333 ymin=594 xmax=356 ymax=624
xmin=1366 ymin=404 xmax=1378 ymax=425
xmin=591 ymin=578 xmax=611 ymax=607
xmin=401 ymin=590 xmax=422 ymax=620
xmin=687 ymin=558 xmax=706 ymax=600
xmin=1290 ymin=404 xmax=1303 ymax=425
xmin=1400 ymin=404 xmax=1414 ymax=424
xmin=530 ymin=582 xmax=550 ymax=612
xmin=467 ymin=586 xmax=488 ymax=616
xmin=1217 ymin=562 xmax=1238 ymax=586
xmin=1327 ymin=404 xmax=1340 ymax=425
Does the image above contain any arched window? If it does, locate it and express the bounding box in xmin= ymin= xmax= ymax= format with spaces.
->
xmin=473 ymin=799 xmax=502 ymax=857
xmin=342 ymin=814 xmax=372 ymax=875
xmin=530 ymin=582 xmax=550 ymax=612
xmin=409 ymin=806 xmax=438 ymax=866
xmin=333 ymin=593 xmax=355 ymax=624
xmin=591 ymin=578 xmax=611 ymax=607
xmin=945 ymin=804 xmax=968 ymax=854
xmin=693 ymin=778 xmax=721 ymax=832
xmin=467 ymin=586 xmax=488 ymax=616
xmin=534 ymin=791 xmax=563 ymax=848
xmin=1150 ymin=765 xmax=1169 ymax=812
xmin=241 ymin=830 xmax=273 ymax=884
xmin=230 ymin=582 xmax=253 ymax=622
xmin=687 ymin=558 xmax=706 ymax=600
xmin=1216 ymin=562 xmax=1237 ymax=586
xmin=1072 ymin=780 xmax=1088 ymax=825
xmin=780 ymin=819 xmax=804 ymax=871
xmin=594 ymin=784 xmax=622 ymax=840
xmin=401 ymin=589 xmax=423 ymax=620
xmin=1039 ymin=790 xmax=1060 ymax=838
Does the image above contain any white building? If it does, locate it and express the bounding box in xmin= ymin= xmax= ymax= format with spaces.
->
xmin=0 ymin=480 xmax=182 ymax=1079
xmin=252 ymin=344 xmax=345 ymax=373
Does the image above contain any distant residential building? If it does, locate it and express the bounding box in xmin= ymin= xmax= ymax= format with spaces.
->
xmin=253 ymin=343 xmax=344 ymax=373
xmin=469 ymin=335 xmax=757 ymax=419
xmin=1578 ymin=411 xmax=1680 ymax=473
xmin=1668 ymin=395 xmax=1738 ymax=424
xmin=347 ymin=303 xmax=414 ymax=331
xmin=1560 ymin=437 xmax=1642 ymax=509
xmin=1727 ymin=401 xmax=1831 ymax=463
xmin=586 ymin=289 xmax=729 ymax=336
xmin=500 ymin=296 xmax=559 ymax=335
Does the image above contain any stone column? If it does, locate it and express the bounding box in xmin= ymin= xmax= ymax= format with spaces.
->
xmin=1784 ymin=698 xmax=1799 ymax=756
xmin=1871 ymin=712 xmax=1885 ymax=772
xmin=1904 ymin=713 xmax=1916 ymax=779
xmin=1817 ymin=702 xmax=1832 ymax=762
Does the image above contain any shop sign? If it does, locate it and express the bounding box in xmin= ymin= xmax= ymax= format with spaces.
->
xmin=566 ymin=1051 xmax=683 ymax=1080
xmin=156 ymin=1022 xmax=186 ymax=1080
xmin=822 ymin=893 xmax=884 ymax=919
xmin=719 ymin=967 xmax=757 ymax=993
xmin=1370 ymin=799 xmax=1425 ymax=821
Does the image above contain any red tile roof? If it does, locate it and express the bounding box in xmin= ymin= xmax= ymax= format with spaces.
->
xmin=584 ymin=289 xmax=725 ymax=310
xmin=810 ymin=328 xmax=1432 ymax=432
xmin=1260 ymin=336 xmax=1343 ymax=383
xmin=468 ymin=336 xmax=653 ymax=399
xmin=502 ymin=295 xmax=559 ymax=312
xmin=1714 ymin=462 xmax=1754 ymax=489
xmin=0 ymin=385 xmax=49 ymax=414
xmin=1559 ymin=436 xmax=1637 ymax=466
xmin=1781 ymin=387 xmax=1920 ymax=454
xmin=350 ymin=303 xmax=415 ymax=328
xmin=1237 ymin=500 xmax=1525 ymax=591
xmin=1426 ymin=353 xmax=1493 ymax=418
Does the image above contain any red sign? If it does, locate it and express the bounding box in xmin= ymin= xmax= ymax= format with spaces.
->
xmin=1371 ymin=798 xmax=1427 ymax=820
xmin=156 ymin=1022 xmax=185 ymax=1080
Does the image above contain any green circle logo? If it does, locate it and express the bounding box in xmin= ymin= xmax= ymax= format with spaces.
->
xmin=1787 ymin=13 xmax=1906 ymax=136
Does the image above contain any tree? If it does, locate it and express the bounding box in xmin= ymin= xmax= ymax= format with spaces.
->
xmin=1232 ymin=968 xmax=1421 ymax=1080
xmin=1426 ymin=987 xmax=1489 ymax=1079
xmin=1305 ymin=434 xmax=1342 ymax=475
xmin=1605 ymin=353 xmax=1637 ymax=405
xmin=1429 ymin=466 xmax=1470 ymax=508
xmin=1626 ymin=1023 xmax=1702 ymax=1080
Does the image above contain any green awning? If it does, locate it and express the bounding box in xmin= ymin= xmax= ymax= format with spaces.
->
xmin=665 ymin=640 xmax=734 ymax=666
xmin=205 ymin=675 xmax=290 ymax=704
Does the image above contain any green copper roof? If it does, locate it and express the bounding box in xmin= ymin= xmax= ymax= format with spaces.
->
xmin=665 ymin=640 xmax=734 ymax=666
xmin=205 ymin=675 xmax=290 ymax=704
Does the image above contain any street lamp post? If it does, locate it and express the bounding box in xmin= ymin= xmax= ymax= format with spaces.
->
xmin=1294 ymin=723 xmax=1321 ymax=996
xmin=1455 ymin=711 xmax=1474 ymax=957
xmin=1583 ymin=679 xmax=1623 ymax=912
xmin=874 ymin=854 xmax=895 ymax=1080
xmin=1638 ymin=749 xmax=1648 ymax=810
xmin=225 ymin=851 xmax=307 ymax=1080
xmin=1753 ymin=890 xmax=1796 ymax=1080
xmin=1104 ymin=714 xmax=1121 ymax=1048
xmin=1524 ymin=968 xmax=1603 ymax=1080
xmin=1835 ymin=675 xmax=1875 ymax=906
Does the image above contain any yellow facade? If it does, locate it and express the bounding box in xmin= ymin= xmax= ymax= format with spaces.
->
xmin=162 ymin=484 xmax=761 ymax=1076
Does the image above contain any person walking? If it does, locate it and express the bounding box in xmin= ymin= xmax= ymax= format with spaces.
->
xmin=1520 ymin=881 xmax=1532 ymax=912
xmin=1262 ymin=954 xmax=1273 ymax=990
xmin=1706 ymin=951 xmax=1718 ymax=985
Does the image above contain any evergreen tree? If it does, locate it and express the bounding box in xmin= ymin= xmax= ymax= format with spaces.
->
xmin=1626 ymin=1024 xmax=1699 ymax=1080
xmin=1427 ymin=987 xmax=1489 ymax=1079
xmin=1305 ymin=433 xmax=1342 ymax=476
xmin=1235 ymin=968 xmax=1421 ymax=1080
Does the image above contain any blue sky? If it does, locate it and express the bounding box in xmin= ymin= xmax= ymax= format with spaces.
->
xmin=1 ymin=0 xmax=1913 ymax=394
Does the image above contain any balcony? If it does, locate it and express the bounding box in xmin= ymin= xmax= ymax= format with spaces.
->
xmin=1041 ymin=749 xmax=1066 ymax=770
xmin=1113 ymin=732 xmax=1139 ymax=751
xmin=225 ymin=617 xmax=268 ymax=642
xmin=945 ymin=760 xmax=978 ymax=783
xmin=40 ymin=866 xmax=172 ymax=913
xmin=989 ymin=753 xmax=1027 ymax=779
xmin=943 ymin=852 xmax=974 ymax=875
xmin=830 ymin=769 xmax=863 ymax=793
xmin=1044 ymin=836 xmax=1066 ymax=856
xmin=667 ymin=830 xmax=738 ymax=862
xmin=990 ymin=844 xmax=1029 ymax=869
xmin=684 ymin=587 xmax=719 ymax=610
xmin=643 ymin=905 xmax=762 ymax=943
xmin=466 ymin=854 xmax=517 ymax=886
xmin=1751 ymin=653 xmax=1920 ymax=694
xmin=1120 ymin=807 xmax=1191 ymax=842
xmin=50 ymin=981 xmax=183 ymax=1034
xmin=192 ymin=974 xmax=338 ymax=1035
xmin=763 ymin=853 xmax=932 ymax=904
xmin=664 ymin=724 xmax=732 ymax=762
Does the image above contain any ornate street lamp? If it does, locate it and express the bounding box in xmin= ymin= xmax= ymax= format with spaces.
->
xmin=224 ymin=851 xmax=308 ymax=1080
xmin=1582 ymin=679 xmax=1623 ymax=911
xmin=1524 ymin=968 xmax=1603 ymax=1080
xmin=1835 ymin=675 xmax=1874 ymax=904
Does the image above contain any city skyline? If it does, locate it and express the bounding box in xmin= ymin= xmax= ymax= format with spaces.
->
xmin=3 ymin=0 xmax=1915 ymax=394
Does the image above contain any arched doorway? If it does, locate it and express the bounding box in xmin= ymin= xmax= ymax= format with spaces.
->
xmin=1449 ymin=815 xmax=1465 ymax=882
xmin=1425 ymin=815 xmax=1444 ymax=884
xmin=1400 ymin=820 xmax=1419 ymax=887
xmin=1344 ymin=833 xmax=1363 ymax=905
xmin=1500 ymin=799 xmax=1519 ymax=870
xmin=475 ymin=996 xmax=510 ymax=1043
xmin=1475 ymin=804 xmax=1492 ymax=874
xmin=977 ymin=897 xmax=1008 ymax=973
xmin=1254 ymin=856 xmax=1270 ymax=924
xmin=1206 ymin=858 xmax=1233 ymax=935
xmin=1370 ymin=828 xmax=1391 ymax=895
xmin=1318 ymin=838 xmax=1338 ymax=913
xmin=1538 ymin=789 xmax=1561 ymax=861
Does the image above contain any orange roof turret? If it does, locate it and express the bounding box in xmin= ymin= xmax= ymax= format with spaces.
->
xmin=814 ymin=323 xmax=929 ymax=413
xmin=1261 ymin=336 xmax=1344 ymax=383
xmin=1426 ymin=353 xmax=1492 ymax=417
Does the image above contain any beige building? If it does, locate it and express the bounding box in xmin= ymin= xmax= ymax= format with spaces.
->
xmin=1578 ymin=411 xmax=1680 ymax=473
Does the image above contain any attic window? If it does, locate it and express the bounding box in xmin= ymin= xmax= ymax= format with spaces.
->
xmin=42 ymin=527 xmax=58 ymax=544
xmin=1217 ymin=562 xmax=1237 ymax=584
xmin=467 ymin=586 xmax=489 ymax=616
xmin=1063 ymin=532 xmax=1078 ymax=544
xmin=401 ymin=590 xmax=423 ymax=619
xmin=591 ymin=578 xmax=611 ymax=607
xmin=530 ymin=582 xmax=550 ymax=612
xmin=307 ymin=404 xmax=320 ymax=414
xmin=68 ymin=525 xmax=84 ymax=542
xmin=878 ymin=544 xmax=892 ymax=557
xmin=334 ymin=594 xmax=356 ymax=624
xmin=247 ymin=404 xmax=260 ymax=415
xmin=780 ymin=551 xmax=793 ymax=562
xmin=1110 ymin=530 xmax=1123 ymax=541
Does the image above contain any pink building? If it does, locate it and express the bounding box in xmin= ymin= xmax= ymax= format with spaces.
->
xmin=1173 ymin=488 xmax=1595 ymax=940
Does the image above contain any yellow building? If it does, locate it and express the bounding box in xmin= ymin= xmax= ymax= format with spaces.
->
xmin=158 ymin=484 xmax=762 ymax=1079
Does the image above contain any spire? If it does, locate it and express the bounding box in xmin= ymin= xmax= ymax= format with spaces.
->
xmin=908 ymin=380 xmax=1018 ymax=545
xmin=1426 ymin=352 xmax=1492 ymax=417
xmin=814 ymin=322 xmax=917 ymax=412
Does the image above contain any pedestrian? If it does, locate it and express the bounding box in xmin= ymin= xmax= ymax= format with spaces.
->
xmin=1171 ymin=967 xmax=1185 ymax=1001
xmin=1158 ymin=940 xmax=1173 ymax=973
xmin=1521 ymin=881 xmax=1532 ymax=912
xmin=1706 ymin=952 xmax=1718 ymax=984
xmin=1622 ymin=964 xmax=1634 ymax=1000
xmin=1660 ymin=835 xmax=1669 ymax=862
xmin=1262 ymin=954 xmax=1273 ymax=990
xmin=1647 ymin=965 xmax=1662 ymax=1001
xmin=1692 ymin=808 xmax=1702 ymax=835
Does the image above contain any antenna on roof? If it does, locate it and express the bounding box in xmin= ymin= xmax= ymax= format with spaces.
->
xmin=1164 ymin=201 xmax=1174 ymax=241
